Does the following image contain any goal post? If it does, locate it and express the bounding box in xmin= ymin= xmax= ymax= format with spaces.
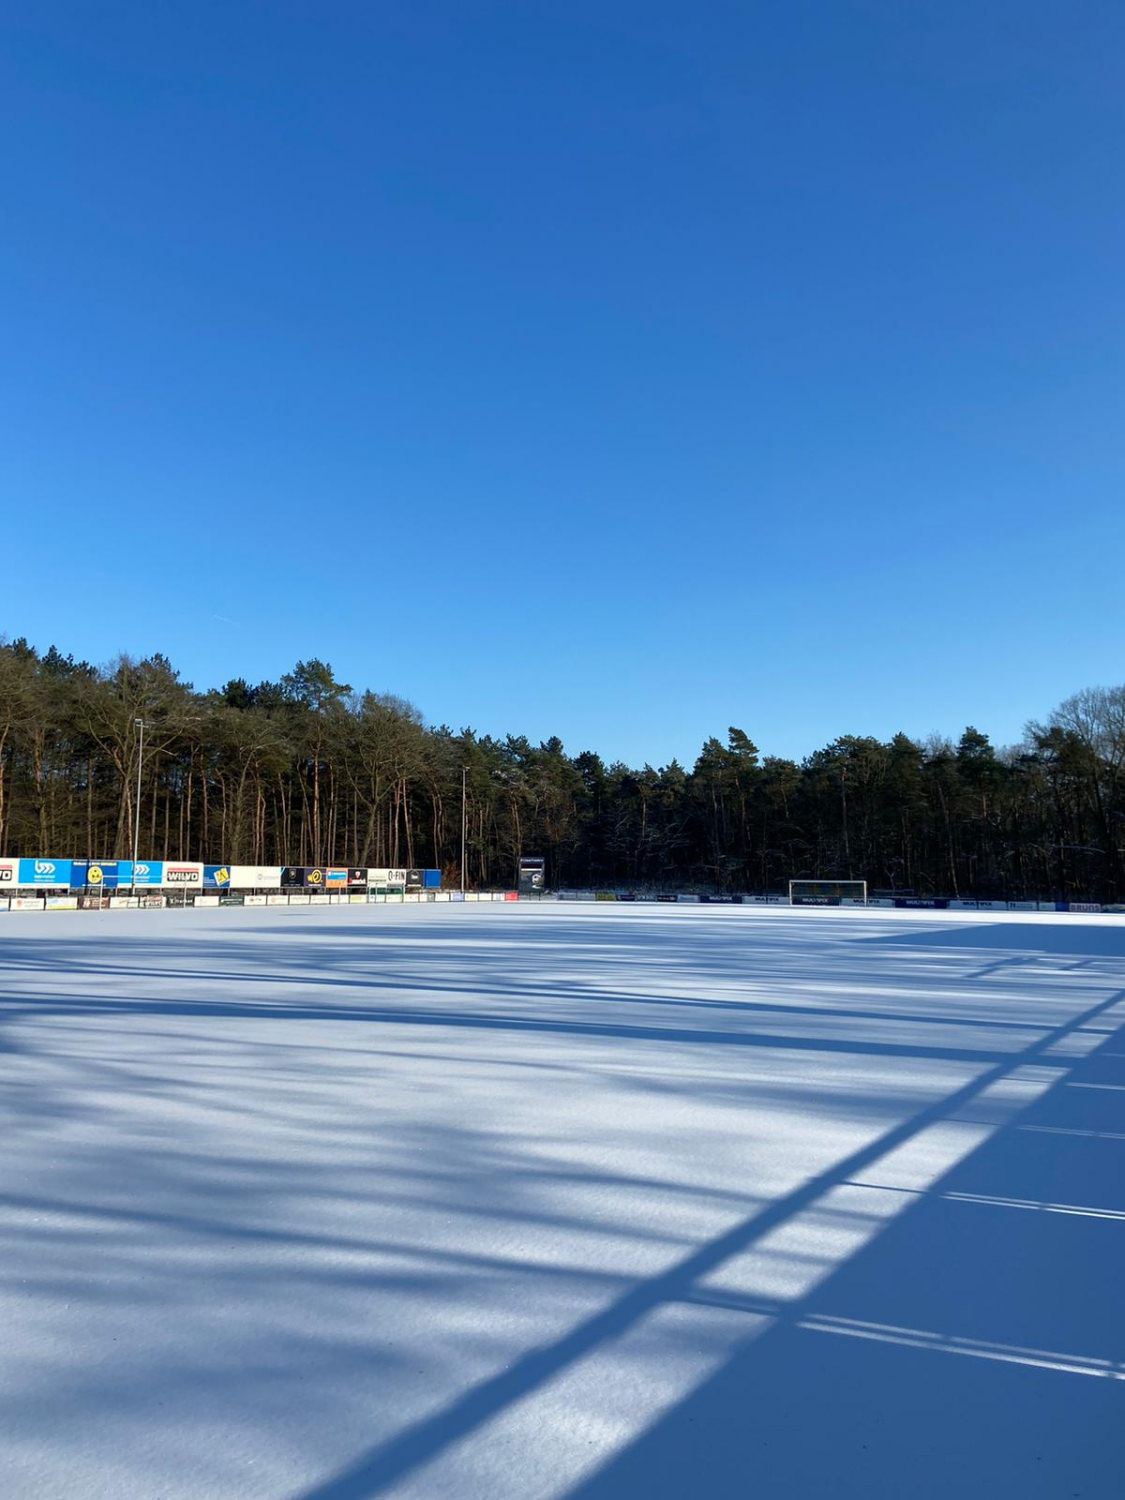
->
xmin=788 ymin=879 xmax=867 ymax=906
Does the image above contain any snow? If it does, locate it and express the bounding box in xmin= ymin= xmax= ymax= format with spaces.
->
xmin=0 ymin=902 xmax=1121 ymax=1498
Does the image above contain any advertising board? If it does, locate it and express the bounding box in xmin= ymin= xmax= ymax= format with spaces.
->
xmin=18 ymin=859 xmax=72 ymax=887
xmin=203 ymin=865 xmax=231 ymax=889
xmin=0 ymin=860 xmax=17 ymax=886
xmin=230 ymin=866 xmax=283 ymax=889
xmin=162 ymin=863 xmax=203 ymax=888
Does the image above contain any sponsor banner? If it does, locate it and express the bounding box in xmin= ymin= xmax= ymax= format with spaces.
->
xmin=975 ymin=900 xmax=1007 ymax=911
xmin=162 ymin=863 xmax=203 ymax=888
xmin=367 ymin=892 xmax=382 ymax=902
xmin=230 ymin=866 xmax=283 ymax=889
xmin=325 ymin=867 xmax=349 ymax=887
xmin=1007 ymin=901 xmax=1037 ymax=911
xmin=280 ymin=866 xmax=306 ymax=890
xmin=328 ymin=894 xmax=346 ymax=904
xmin=894 ymin=897 xmax=949 ymax=909
xmin=0 ymin=859 xmax=18 ymax=885
xmin=793 ymin=896 xmax=840 ymax=906
xmin=139 ymin=895 xmax=165 ymax=908
xmin=700 ymin=895 xmax=742 ymax=904
xmin=109 ymin=896 xmax=138 ymax=909
xmin=267 ymin=894 xmax=289 ymax=905
xmin=128 ymin=861 xmax=164 ymax=887
xmin=423 ymin=870 xmax=442 ymax=889
xmin=0 ymin=896 xmax=9 ymax=911
xmin=348 ymin=868 xmax=367 ymax=887
xmin=219 ymin=893 xmax=246 ymax=906
xmin=503 ymin=891 xmax=518 ymax=902
xmin=1102 ymin=904 xmax=1125 ymax=914
xmin=405 ymin=869 xmax=424 ymax=892
xmin=18 ymin=859 xmax=72 ymax=887
xmin=244 ymin=894 xmax=268 ymax=906
xmin=349 ymin=893 xmax=367 ymax=904
xmin=949 ymin=900 xmax=979 ymax=909
xmin=595 ymin=892 xmax=617 ymax=902
xmin=305 ymin=868 xmax=327 ymax=890
xmin=203 ymin=865 xmax=232 ymax=889
xmin=676 ymin=894 xmax=700 ymax=903
xmin=86 ymin=861 xmax=120 ymax=889
xmin=46 ymin=895 xmax=79 ymax=910
xmin=69 ymin=861 xmax=89 ymax=888
xmin=450 ymin=892 xmax=465 ymax=902
xmin=12 ymin=896 xmax=46 ymax=910
xmin=164 ymin=892 xmax=195 ymax=907
xmin=78 ymin=896 xmax=110 ymax=909
xmin=309 ymin=893 xmax=330 ymax=905
xmin=195 ymin=895 xmax=220 ymax=908
xmin=866 ymin=898 xmax=895 ymax=907
xmin=1067 ymin=902 xmax=1102 ymax=913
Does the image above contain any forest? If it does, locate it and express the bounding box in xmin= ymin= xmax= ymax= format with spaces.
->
xmin=1 ymin=638 xmax=1123 ymax=901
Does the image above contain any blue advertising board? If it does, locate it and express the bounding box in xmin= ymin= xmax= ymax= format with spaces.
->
xmin=204 ymin=865 xmax=231 ymax=889
xmin=19 ymin=858 xmax=73 ymax=886
xmin=125 ymin=860 xmax=163 ymax=887
xmin=88 ymin=861 xmax=121 ymax=889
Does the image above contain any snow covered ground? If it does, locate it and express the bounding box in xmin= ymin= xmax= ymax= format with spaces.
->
xmin=0 ymin=902 xmax=1121 ymax=1499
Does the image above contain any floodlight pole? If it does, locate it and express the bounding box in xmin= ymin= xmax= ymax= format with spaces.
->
xmin=132 ymin=718 xmax=145 ymax=898
xmin=461 ymin=766 xmax=468 ymax=895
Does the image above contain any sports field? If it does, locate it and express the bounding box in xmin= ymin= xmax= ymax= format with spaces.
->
xmin=1 ymin=903 xmax=1121 ymax=1498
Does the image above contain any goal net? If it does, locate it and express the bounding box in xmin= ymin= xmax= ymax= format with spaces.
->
xmin=788 ymin=880 xmax=867 ymax=906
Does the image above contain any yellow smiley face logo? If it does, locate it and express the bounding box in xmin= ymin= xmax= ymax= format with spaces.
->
xmin=88 ymin=866 xmax=103 ymax=883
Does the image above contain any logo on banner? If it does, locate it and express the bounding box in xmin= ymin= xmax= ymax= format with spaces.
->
xmin=307 ymin=868 xmax=324 ymax=886
xmin=88 ymin=865 xmax=103 ymax=884
xmin=213 ymin=867 xmax=230 ymax=886
xmin=136 ymin=863 xmax=151 ymax=878
xmin=165 ymin=867 xmax=198 ymax=884
xmin=35 ymin=860 xmax=56 ymax=876
xmin=0 ymin=866 xmax=13 ymax=882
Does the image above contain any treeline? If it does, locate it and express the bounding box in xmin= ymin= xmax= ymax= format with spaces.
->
xmin=1 ymin=639 xmax=1123 ymax=900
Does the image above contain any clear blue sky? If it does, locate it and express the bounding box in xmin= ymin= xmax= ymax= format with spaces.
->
xmin=2 ymin=2 xmax=1122 ymax=767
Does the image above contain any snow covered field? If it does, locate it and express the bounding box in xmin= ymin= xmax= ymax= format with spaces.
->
xmin=1 ymin=902 xmax=1121 ymax=1499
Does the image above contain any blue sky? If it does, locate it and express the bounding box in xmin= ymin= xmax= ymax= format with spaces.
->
xmin=2 ymin=2 xmax=1122 ymax=767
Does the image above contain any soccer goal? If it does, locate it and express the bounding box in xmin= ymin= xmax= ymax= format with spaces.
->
xmin=788 ymin=880 xmax=867 ymax=906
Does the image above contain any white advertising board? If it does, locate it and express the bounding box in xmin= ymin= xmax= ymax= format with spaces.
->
xmin=161 ymin=862 xmax=203 ymax=888
xmin=229 ymin=866 xmax=283 ymax=889
xmin=12 ymin=897 xmax=45 ymax=910
xmin=195 ymin=895 xmax=220 ymax=908
xmin=0 ymin=860 xmax=18 ymax=887
xmin=245 ymin=894 xmax=268 ymax=906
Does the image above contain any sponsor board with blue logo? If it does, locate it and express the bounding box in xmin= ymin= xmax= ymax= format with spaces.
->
xmin=204 ymin=865 xmax=231 ymax=888
xmin=123 ymin=861 xmax=164 ymax=887
xmin=19 ymin=859 xmax=73 ymax=886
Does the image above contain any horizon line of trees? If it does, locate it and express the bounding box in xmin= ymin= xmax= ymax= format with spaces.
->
xmin=1 ymin=638 xmax=1123 ymax=901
